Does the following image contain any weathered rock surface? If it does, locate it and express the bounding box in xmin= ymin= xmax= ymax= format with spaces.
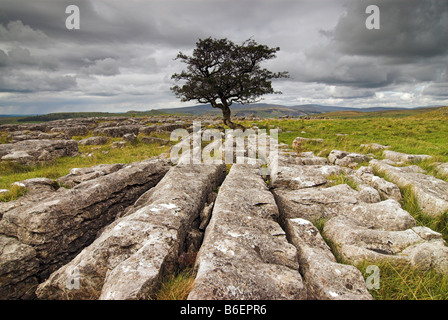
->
xmin=0 ymin=139 xmax=78 ymax=165
xmin=93 ymin=125 xmax=141 ymax=138
xmin=383 ymin=150 xmax=432 ymax=163
xmin=324 ymin=216 xmax=448 ymax=273
xmin=51 ymin=125 xmax=89 ymax=138
xmin=0 ymin=159 xmax=170 ymax=299
xmin=328 ymin=150 xmax=370 ymax=168
xmin=360 ymin=143 xmax=390 ymax=151
xmin=273 ymin=183 xmax=414 ymax=230
xmin=36 ymin=164 xmax=225 ymax=300
xmin=436 ymin=163 xmax=448 ymax=176
xmin=78 ymin=136 xmax=110 ymax=146
xmin=140 ymin=136 xmax=170 ymax=145
xmin=0 ymin=235 xmax=39 ymax=300
xmin=370 ymin=159 xmax=448 ymax=216
xmin=0 ymin=178 xmax=58 ymax=220
xmin=292 ymin=137 xmax=324 ymax=149
xmin=295 ymin=152 xmax=329 ymax=166
xmin=270 ymin=163 xmax=342 ymax=190
xmin=56 ymin=163 xmax=125 ymax=188
xmin=284 ymin=218 xmax=372 ymax=300
xmin=188 ymin=164 xmax=307 ymax=300
xmin=354 ymin=166 xmax=402 ymax=202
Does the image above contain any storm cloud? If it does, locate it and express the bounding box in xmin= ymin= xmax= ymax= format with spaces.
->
xmin=0 ymin=0 xmax=446 ymax=114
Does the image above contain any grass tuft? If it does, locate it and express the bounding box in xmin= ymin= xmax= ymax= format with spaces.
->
xmin=0 ymin=184 xmax=27 ymax=202
xmin=154 ymin=268 xmax=196 ymax=300
xmin=356 ymin=260 xmax=448 ymax=300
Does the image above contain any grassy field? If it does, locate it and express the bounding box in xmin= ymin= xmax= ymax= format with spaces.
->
xmin=0 ymin=135 xmax=171 ymax=200
xmin=234 ymin=106 xmax=448 ymax=164
xmin=1 ymin=105 xmax=447 ymax=300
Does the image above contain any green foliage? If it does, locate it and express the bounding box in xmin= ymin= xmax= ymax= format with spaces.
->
xmin=357 ymin=260 xmax=448 ymax=300
xmin=153 ymin=268 xmax=196 ymax=300
xmin=327 ymin=172 xmax=359 ymax=190
xmin=0 ymin=184 xmax=27 ymax=202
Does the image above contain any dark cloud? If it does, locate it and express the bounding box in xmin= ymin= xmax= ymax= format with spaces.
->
xmin=331 ymin=0 xmax=448 ymax=59
xmin=0 ymin=0 xmax=446 ymax=114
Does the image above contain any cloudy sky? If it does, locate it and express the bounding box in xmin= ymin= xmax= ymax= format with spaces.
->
xmin=0 ymin=0 xmax=447 ymax=114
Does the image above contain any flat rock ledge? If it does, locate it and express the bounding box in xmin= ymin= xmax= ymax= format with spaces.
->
xmin=0 ymin=159 xmax=170 ymax=299
xmin=370 ymin=159 xmax=448 ymax=216
xmin=188 ymin=164 xmax=307 ymax=300
xmin=36 ymin=164 xmax=226 ymax=300
xmin=0 ymin=139 xmax=79 ymax=165
xmin=284 ymin=218 xmax=372 ymax=300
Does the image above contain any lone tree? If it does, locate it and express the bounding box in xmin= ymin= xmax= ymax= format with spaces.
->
xmin=171 ymin=37 xmax=289 ymax=129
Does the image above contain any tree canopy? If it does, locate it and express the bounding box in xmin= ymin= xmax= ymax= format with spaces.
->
xmin=171 ymin=37 xmax=288 ymax=128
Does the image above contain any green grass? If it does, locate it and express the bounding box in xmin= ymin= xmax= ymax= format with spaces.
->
xmin=0 ymin=139 xmax=169 ymax=191
xmin=236 ymin=116 xmax=448 ymax=164
xmin=357 ymin=260 xmax=448 ymax=300
xmin=327 ymin=172 xmax=359 ymax=190
xmin=153 ymin=268 xmax=196 ymax=300
xmin=0 ymin=184 xmax=28 ymax=202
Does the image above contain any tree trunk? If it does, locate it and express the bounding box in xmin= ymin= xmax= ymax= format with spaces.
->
xmin=221 ymin=104 xmax=245 ymax=130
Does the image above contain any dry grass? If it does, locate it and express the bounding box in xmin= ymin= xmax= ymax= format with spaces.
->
xmin=154 ymin=268 xmax=196 ymax=300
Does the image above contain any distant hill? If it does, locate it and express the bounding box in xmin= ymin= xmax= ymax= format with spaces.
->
xmin=154 ymin=103 xmax=440 ymax=118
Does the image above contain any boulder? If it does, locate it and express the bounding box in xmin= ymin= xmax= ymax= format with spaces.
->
xmin=36 ymin=164 xmax=226 ymax=300
xmin=93 ymin=125 xmax=141 ymax=138
xmin=78 ymin=136 xmax=110 ymax=146
xmin=355 ymin=166 xmax=402 ymax=202
xmin=122 ymin=133 xmax=137 ymax=143
xmin=292 ymin=137 xmax=324 ymax=149
xmin=51 ymin=126 xmax=89 ymax=138
xmin=141 ymin=136 xmax=170 ymax=145
xmin=0 ymin=139 xmax=78 ymax=165
xmin=383 ymin=150 xmax=432 ymax=163
xmin=360 ymin=143 xmax=390 ymax=151
xmin=284 ymin=218 xmax=372 ymax=300
xmin=188 ymin=164 xmax=307 ymax=300
xmin=328 ymin=150 xmax=370 ymax=168
xmin=370 ymin=159 xmax=448 ymax=216
xmin=270 ymin=164 xmax=342 ymax=190
xmin=56 ymin=163 xmax=125 ymax=188
xmin=436 ymin=163 xmax=448 ymax=176
xmin=0 ymin=235 xmax=39 ymax=300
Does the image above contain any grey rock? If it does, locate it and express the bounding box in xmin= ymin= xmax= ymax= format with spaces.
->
xmin=93 ymin=125 xmax=141 ymax=138
xmin=0 ymin=158 xmax=170 ymax=296
xmin=51 ymin=126 xmax=89 ymax=138
xmin=270 ymin=164 xmax=342 ymax=190
xmin=360 ymin=143 xmax=390 ymax=151
xmin=188 ymin=164 xmax=307 ymax=300
xmin=324 ymin=216 xmax=448 ymax=273
xmin=57 ymin=163 xmax=125 ymax=188
xmin=141 ymin=136 xmax=170 ymax=145
xmin=284 ymin=218 xmax=372 ymax=300
xmin=383 ymin=150 xmax=432 ymax=163
xmin=371 ymin=159 xmax=448 ymax=216
xmin=436 ymin=163 xmax=448 ymax=176
xmin=78 ymin=136 xmax=110 ymax=146
xmin=355 ymin=166 xmax=402 ymax=202
xmin=0 ymin=140 xmax=78 ymax=165
xmin=122 ymin=133 xmax=137 ymax=143
xmin=36 ymin=164 xmax=225 ymax=300
xmin=273 ymin=184 xmax=360 ymax=221
xmin=0 ymin=235 xmax=39 ymax=300
xmin=328 ymin=150 xmax=370 ymax=168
